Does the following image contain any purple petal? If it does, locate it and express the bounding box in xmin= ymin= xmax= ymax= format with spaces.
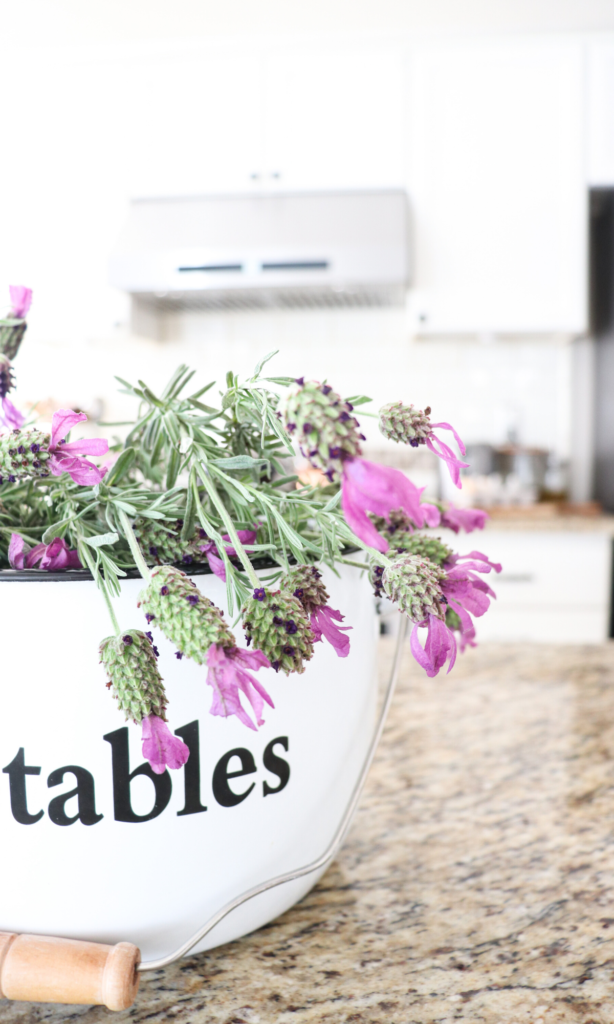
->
xmin=9 ymin=285 xmax=32 ymax=319
xmin=59 ymin=438 xmax=109 ymax=457
xmin=461 ymin=550 xmax=502 ymax=573
xmin=443 ymin=577 xmax=490 ymax=618
xmin=426 ymin=436 xmax=469 ymax=489
xmin=429 ymin=420 xmax=466 ymax=456
xmin=310 ymin=605 xmax=351 ymax=657
xmin=410 ymin=615 xmax=457 ymax=677
xmin=441 ymin=505 xmax=488 ymax=534
xmin=8 ymin=533 xmax=25 ymax=569
xmin=25 ymin=543 xmax=46 ymax=568
xmin=222 ymin=529 xmax=257 ymax=557
xmin=341 ymin=457 xmax=426 ymax=551
xmin=206 ymin=644 xmax=273 ymax=730
xmin=420 ymin=502 xmax=441 ymax=527
xmin=205 ymin=548 xmax=227 ymax=581
xmin=1 ymin=397 xmax=25 ymax=430
xmin=48 ymin=451 xmax=107 ymax=485
xmin=141 ymin=715 xmax=189 ymax=774
xmin=38 ymin=537 xmax=82 ymax=570
xmin=50 ymin=409 xmax=88 ymax=449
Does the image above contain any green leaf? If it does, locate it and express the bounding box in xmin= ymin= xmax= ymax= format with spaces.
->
xmin=134 ymin=510 xmax=167 ymax=520
xmin=188 ymin=380 xmax=215 ymax=401
xmin=84 ymin=532 xmax=119 ymax=548
xmin=104 ymin=447 xmax=136 ymax=486
xmin=344 ymin=394 xmax=373 ymax=406
xmin=213 ymin=455 xmax=269 ymax=472
xmin=41 ymin=518 xmax=73 ymax=545
xmin=181 ymin=471 xmax=196 ymax=543
xmin=166 ymin=447 xmax=181 ymax=490
xmin=251 ymin=350 xmax=279 ymax=380
xmin=112 ymin=499 xmax=138 ymax=515
xmin=322 ymin=490 xmax=342 ymax=512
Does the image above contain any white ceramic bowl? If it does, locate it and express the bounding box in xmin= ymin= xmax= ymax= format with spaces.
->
xmin=0 ymin=563 xmax=378 ymax=962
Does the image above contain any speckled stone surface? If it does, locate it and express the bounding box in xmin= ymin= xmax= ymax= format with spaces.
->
xmin=3 ymin=639 xmax=614 ymax=1024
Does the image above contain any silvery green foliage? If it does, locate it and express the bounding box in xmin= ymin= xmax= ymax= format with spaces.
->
xmin=378 ymin=400 xmax=432 ymax=446
xmin=138 ymin=565 xmax=235 ymax=663
xmin=242 ymin=588 xmax=315 ymax=675
xmin=99 ymin=629 xmax=167 ymax=724
xmin=382 ymin=553 xmax=446 ymax=624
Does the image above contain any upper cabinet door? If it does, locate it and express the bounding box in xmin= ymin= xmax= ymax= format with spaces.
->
xmin=407 ymin=40 xmax=587 ymax=335
xmin=587 ymin=40 xmax=614 ymax=185
xmin=111 ymin=49 xmax=265 ymax=198
xmin=263 ymin=48 xmax=406 ymax=190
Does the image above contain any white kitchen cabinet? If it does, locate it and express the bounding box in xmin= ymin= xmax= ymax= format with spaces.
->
xmin=407 ymin=40 xmax=587 ymax=335
xmin=438 ymin=529 xmax=612 ymax=644
xmin=98 ymin=44 xmax=405 ymax=198
xmin=262 ymin=48 xmax=406 ymax=191
xmin=587 ymin=39 xmax=614 ymax=185
xmin=108 ymin=49 xmax=265 ymax=198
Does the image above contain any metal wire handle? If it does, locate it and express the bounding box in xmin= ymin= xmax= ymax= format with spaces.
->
xmin=139 ymin=617 xmax=407 ymax=973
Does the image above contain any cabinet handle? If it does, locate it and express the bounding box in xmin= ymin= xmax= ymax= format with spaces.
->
xmin=249 ymin=172 xmax=260 ymax=180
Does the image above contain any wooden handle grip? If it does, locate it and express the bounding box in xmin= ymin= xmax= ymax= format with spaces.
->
xmin=0 ymin=932 xmax=140 ymax=1010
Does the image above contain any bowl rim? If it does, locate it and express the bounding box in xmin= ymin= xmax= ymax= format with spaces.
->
xmin=0 ymin=555 xmax=281 ymax=583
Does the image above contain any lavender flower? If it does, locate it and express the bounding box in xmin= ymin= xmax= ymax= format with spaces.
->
xmin=282 ymin=379 xmax=431 ymax=552
xmin=310 ymin=605 xmax=351 ymax=657
xmin=282 ymin=564 xmax=352 ymax=658
xmin=378 ymin=400 xmax=469 ymax=487
xmin=8 ymin=286 xmax=32 ymax=320
xmin=0 ymin=397 xmax=25 ymax=430
xmin=440 ymin=504 xmax=489 ymax=534
xmin=141 ymin=714 xmax=189 ymax=775
xmin=341 ymin=458 xmax=427 ymax=552
xmin=206 ymin=643 xmax=274 ymax=730
xmin=410 ymin=616 xmax=458 ymax=677
xmin=410 ymin=550 xmax=502 ymax=670
xmin=198 ymin=528 xmax=258 ymax=581
xmin=9 ymin=533 xmax=81 ymax=570
xmin=46 ymin=409 xmax=108 ymax=485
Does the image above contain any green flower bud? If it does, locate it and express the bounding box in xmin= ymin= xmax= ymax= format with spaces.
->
xmin=0 ymin=320 xmax=27 ymax=361
xmin=389 ymin=532 xmax=453 ymax=566
xmin=382 ymin=553 xmax=445 ymax=624
xmin=370 ymin=508 xmax=414 ymax=535
xmin=242 ymin=587 xmax=315 ymax=675
xmin=99 ymin=629 xmax=167 ymax=724
xmin=0 ymin=427 xmax=51 ymax=483
xmin=280 ymin=564 xmax=329 ymax=614
xmin=138 ymin=565 xmax=235 ymax=663
xmin=133 ymin=517 xmax=199 ymax=566
xmin=283 ymin=379 xmax=363 ymax=481
xmin=378 ymin=400 xmax=432 ymax=446
xmin=368 ymin=560 xmax=385 ymax=598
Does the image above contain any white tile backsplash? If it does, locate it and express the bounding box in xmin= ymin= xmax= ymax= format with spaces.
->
xmin=17 ymin=307 xmax=573 ymax=472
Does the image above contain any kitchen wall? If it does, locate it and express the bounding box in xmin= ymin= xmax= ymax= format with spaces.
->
xmin=2 ymin=6 xmax=610 ymax=498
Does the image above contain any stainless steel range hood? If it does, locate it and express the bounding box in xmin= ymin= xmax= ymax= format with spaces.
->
xmin=109 ymin=190 xmax=410 ymax=311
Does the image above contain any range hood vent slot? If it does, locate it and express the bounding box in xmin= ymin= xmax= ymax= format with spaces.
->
xmin=110 ymin=190 xmax=410 ymax=312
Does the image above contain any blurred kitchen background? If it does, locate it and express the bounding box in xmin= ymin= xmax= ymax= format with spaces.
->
xmin=3 ymin=0 xmax=614 ymax=643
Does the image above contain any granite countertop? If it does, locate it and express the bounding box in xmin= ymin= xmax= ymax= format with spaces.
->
xmin=3 ymin=638 xmax=614 ymax=1024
